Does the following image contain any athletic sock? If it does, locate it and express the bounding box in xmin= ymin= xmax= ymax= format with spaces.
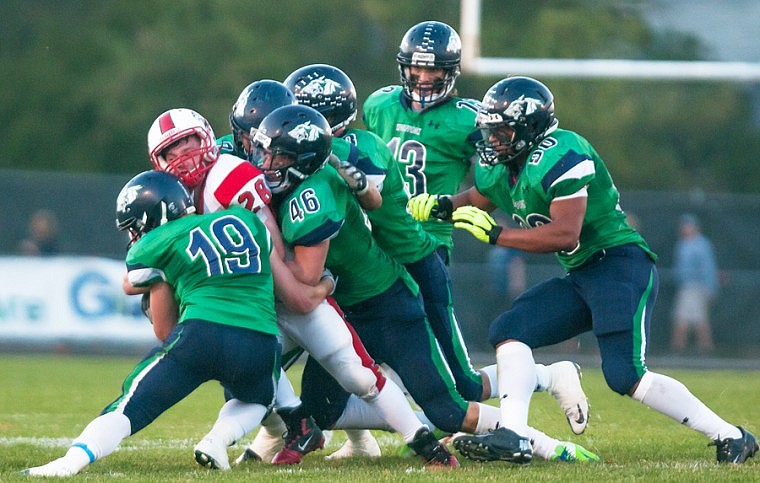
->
xmin=631 ymin=371 xmax=741 ymax=440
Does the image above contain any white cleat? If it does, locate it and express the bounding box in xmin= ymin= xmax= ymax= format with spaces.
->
xmin=234 ymin=423 xmax=285 ymax=465
xmin=19 ymin=458 xmax=80 ymax=477
xmin=194 ymin=436 xmax=230 ymax=470
xmin=547 ymin=361 xmax=589 ymax=434
xmin=325 ymin=430 xmax=381 ymax=460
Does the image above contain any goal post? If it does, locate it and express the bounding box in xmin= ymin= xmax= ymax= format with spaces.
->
xmin=459 ymin=0 xmax=760 ymax=82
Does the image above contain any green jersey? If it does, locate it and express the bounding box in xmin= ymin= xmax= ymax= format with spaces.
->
xmin=217 ymin=133 xmax=243 ymax=158
xmin=343 ymin=127 xmax=440 ymax=264
xmin=363 ymin=85 xmax=480 ymax=250
xmin=474 ymin=128 xmax=655 ymax=271
xmin=125 ymin=206 xmax=278 ymax=334
xmin=274 ymin=166 xmax=417 ymax=307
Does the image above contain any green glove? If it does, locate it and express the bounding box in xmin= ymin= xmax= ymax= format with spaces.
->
xmin=452 ymin=206 xmax=503 ymax=244
xmin=407 ymin=193 xmax=453 ymax=221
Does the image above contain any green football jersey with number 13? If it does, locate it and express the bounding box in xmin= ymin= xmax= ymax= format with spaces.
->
xmin=363 ymin=85 xmax=480 ymax=252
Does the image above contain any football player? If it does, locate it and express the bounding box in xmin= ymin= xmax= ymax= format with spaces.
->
xmin=247 ymin=104 xmax=599 ymax=465
xmin=285 ymin=63 xmax=591 ymax=458
xmin=21 ymin=170 xmax=333 ymax=476
xmin=411 ymin=75 xmax=758 ymax=465
xmin=147 ymin=105 xmax=452 ymax=467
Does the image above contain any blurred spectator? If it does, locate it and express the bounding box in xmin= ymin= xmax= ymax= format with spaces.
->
xmin=670 ymin=214 xmax=718 ymax=354
xmin=486 ymin=211 xmax=526 ymax=306
xmin=487 ymin=246 xmax=526 ymax=305
xmin=18 ymin=209 xmax=59 ymax=256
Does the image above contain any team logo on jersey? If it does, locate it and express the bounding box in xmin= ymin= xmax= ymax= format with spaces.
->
xmin=301 ymin=76 xmax=341 ymax=97
xmin=288 ymin=121 xmax=324 ymax=143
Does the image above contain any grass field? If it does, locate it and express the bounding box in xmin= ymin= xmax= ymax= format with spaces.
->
xmin=1 ymin=353 xmax=758 ymax=482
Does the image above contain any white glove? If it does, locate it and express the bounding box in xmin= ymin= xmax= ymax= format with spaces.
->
xmin=329 ymin=154 xmax=369 ymax=195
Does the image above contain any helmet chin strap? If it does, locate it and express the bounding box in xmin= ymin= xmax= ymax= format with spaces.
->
xmin=160 ymin=201 xmax=168 ymax=226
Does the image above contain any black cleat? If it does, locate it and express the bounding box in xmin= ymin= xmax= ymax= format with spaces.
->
xmin=711 ymin=426 xmax=758 ymax=464
xmin=452 ymin=427 xmax=532 ymax=464
xmin=407 ymin=427 xmax=459 ymax=468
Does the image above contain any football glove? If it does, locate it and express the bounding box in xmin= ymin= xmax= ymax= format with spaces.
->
xmin=452 ymin=206 xmax=503 ymax=245
xmin=320 ymin=268 xmax=337 ymax=296
xmin=407 ymin=193 xmax=453 ymax=221
xmin=328 ymin=154 xmax=369 ymax=195
xmin=140 ymin=292 xmax=153 ymax=324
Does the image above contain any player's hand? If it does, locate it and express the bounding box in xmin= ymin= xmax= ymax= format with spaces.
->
xmin=452 ymin=206 xmax=503 ymax=244
xmin=408 ymin=194 xmax=453 ymax=221
xmin=328 ymin=154 xmax=369 ymax=195
xmin=140 ymin=292 xmax=153 ymax=325
xmin=320 ymin=268 xmax=337 ymax=296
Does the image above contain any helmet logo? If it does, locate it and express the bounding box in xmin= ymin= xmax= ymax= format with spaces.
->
xmin=504 ymin=95 xmax=541 ymax=120
xmin=288 ymin=121 xmax=324 ymax=143
xmin=446 ymin=32 xmax=461 ymax=53
xmin=158 ymin=112 xmax=176 ymax=134
xmin=117 ymin=184 xmax=142 ymax=213
xmin=302 ymin=77 xmax=341 ymax=96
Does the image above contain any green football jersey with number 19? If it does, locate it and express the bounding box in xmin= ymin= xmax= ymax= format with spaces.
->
xmin=474 ymin=128 xmax=656 ymax=271
xmin=126 ymin=206 xmax=278 ymax=334
xmin=363 ymin=85 xmax=480 ymax=252
xmin=275 ymin=166 xmax=417 ymax=307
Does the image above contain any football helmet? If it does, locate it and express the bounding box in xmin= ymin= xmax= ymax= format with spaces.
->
xmin=115 ymin=170 xmax=195 ymax=245
xmin=250 ymin=105 xmax=332 ymax=195
xmin=147 ymin=108 xmax=220 ymax=189
xmin=397 ymin=21 xmax=461 ymax=107
xmin=229 ymin=80 xmax=297 ymax=157
xmin=475 ymin=76 xmax=559 ymax=166
xmin=283 ymin=64 xmax=357 ymax=134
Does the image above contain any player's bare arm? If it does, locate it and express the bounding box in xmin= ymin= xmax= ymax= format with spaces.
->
xmin=149 ymin=282 xmax=178 ymax=342
xmin=451 ymin=186 xmax=497 ymax=212
xmin=287 ymin=241 xmax=330 ymax=286
xmin=271 ymin=250 xmax=333 ymax=314
xmin=492 ymin=195 xmax=585 ymax=253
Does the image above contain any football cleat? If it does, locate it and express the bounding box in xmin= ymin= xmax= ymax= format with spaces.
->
xmin=398 ymin=427 xmax=451 ymax=458
xmin=19 ymin=458 xmax=80 ymax=477
xmin=407 ymin=427 xmax=460 ymax=468
xmin=550 ymin=441 xmax=601 ymax=463
xmin=452 ymin=427 xmax=532 ymax=464
xmin=194 ymin=436 xmax=230 ymax=470
xmin=325 ymin=430 xmax=381 ymax=460
xmin=234 ymin=419 xmax=286 ymax=465
xmin=547 ymin=361 xmax=589 ymax=434
xmin=711 ymin=426 xmax=758 ymax=464
xmin=271 ymin=415 xmax=325 ymax=465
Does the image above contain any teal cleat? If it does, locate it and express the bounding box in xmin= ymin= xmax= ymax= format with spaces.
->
xmin=550 ymin=441 xmax=601 ymax=463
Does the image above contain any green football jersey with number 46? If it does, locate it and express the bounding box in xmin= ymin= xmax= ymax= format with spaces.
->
xmin=474 ymin=128 xmax=656 ymax=271
xmin=275 ymin=166 xmax=417 ymax=307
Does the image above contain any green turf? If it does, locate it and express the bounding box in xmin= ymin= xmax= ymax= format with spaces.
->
xmin=1 ymin=354 xmax=757 ymax=481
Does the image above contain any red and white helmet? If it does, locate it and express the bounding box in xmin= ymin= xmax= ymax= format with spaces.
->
xmin=147 ymin=108 xmax=220 ymax=188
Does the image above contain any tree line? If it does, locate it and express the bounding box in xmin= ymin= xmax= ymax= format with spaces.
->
xmin=2 ymin=0 xmax=759 ymax=192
